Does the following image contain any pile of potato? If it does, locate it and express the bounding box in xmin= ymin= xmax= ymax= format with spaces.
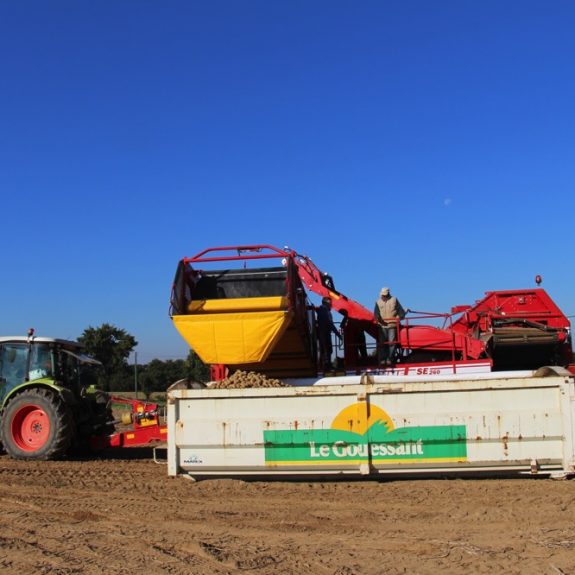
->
xmin=209 ymin=370 xmax=288 ymax=389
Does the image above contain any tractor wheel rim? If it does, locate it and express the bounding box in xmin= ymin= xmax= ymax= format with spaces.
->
xmin=11 ymin=404 xmax=51 ymax=451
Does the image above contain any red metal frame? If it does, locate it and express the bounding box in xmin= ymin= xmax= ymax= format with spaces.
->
xmin=182 ymin=244 xmax=377 ymax=325
xmin=183 ymin=244 xmax=291 ymax=265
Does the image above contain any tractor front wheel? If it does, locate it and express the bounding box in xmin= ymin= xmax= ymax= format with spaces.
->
xmin=0 ymin=389 xmax=73 ymax=460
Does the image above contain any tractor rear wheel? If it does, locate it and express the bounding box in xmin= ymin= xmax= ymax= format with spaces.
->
xmin=0 ymin=389 xmax=73 ymax=460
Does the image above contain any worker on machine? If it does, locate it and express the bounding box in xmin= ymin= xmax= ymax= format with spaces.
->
xmin=374 ymin=287 xmax=406 ymax=366
xmin=316 ymin=296 xmax=342 ymax=372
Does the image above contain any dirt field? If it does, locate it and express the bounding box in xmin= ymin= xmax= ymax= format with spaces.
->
xmin=0 ymin=450 xmax=574 ymax=575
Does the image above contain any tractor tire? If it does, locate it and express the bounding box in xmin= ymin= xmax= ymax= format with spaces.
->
xmin=0 ymin=388 xmax=74 ymax=460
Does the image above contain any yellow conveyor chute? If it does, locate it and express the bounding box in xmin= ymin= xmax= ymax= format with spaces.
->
xmin=172 ymin=296 xmax=293 ymax=364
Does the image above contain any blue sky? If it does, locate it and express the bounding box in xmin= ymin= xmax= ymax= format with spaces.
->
xmin=2 ymin=1 xmax=574 ymax=363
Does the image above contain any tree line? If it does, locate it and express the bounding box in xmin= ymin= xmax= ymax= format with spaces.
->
xmin=78 ymin=323 xmax=209 ymax=394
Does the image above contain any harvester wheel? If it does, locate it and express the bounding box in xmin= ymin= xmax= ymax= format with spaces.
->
xmin=0 ymin=389 xmax=73 ymax=460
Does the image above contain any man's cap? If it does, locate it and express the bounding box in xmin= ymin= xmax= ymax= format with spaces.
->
xmin=380 ymin=287 xmax=390 ymax=296
xmin=322 ymin=296 xmax=331 ymax=304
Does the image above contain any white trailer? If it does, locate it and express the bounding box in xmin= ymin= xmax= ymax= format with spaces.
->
xmin=167 ymin=368 xmax=575 ymax=480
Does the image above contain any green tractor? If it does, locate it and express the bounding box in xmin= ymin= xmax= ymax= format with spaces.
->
xmin=0 ymin=331 xmax=114 ymax=460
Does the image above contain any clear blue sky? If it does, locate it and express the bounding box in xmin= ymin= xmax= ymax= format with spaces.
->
xmin=2 ymin=1 xmax=574 ymax=363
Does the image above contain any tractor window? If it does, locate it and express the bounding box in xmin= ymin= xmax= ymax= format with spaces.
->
xmin=55 ymin=349 xmax=80 ymax=388
xmin=52 ymin=348 xmax=100 ymax=389
xmin=29 ymin=344 xmax=53 ymax=381
xmin=0 ymin=344 xmax=28 ymax=389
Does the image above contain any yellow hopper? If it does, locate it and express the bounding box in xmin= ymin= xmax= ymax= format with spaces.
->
xmin=172 ymin=295 xmax=293 ymax=365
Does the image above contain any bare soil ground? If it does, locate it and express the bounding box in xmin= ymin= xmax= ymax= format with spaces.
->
xmin=0 ymin=450 xmax=574 ymax=575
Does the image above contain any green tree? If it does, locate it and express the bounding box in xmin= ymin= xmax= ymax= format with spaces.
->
xmin=78 ymin=324 xmax=137 ymax=390
xmin=134 ymin=352 xmax=209 ymax=395
xmin=108 ymin=365 xmax=134 ymax=392
xmin=140 ymin=359 xmax=187 ymax=392
xmin=186 ymin=350 xmax=210 ymax=383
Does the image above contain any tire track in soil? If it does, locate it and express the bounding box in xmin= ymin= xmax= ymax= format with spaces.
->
xmin=1 ymin=455 xmax=575 ymax=575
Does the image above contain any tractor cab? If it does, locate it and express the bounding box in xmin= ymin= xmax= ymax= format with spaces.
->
xmin=0 ymin=336 xmax=101 ymax=405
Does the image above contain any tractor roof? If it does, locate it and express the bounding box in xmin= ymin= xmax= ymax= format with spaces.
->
xmin=0 ymin=337 xmax=101 ymax=365
xmin=0 ymin=336 xmax=83 ymax=349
